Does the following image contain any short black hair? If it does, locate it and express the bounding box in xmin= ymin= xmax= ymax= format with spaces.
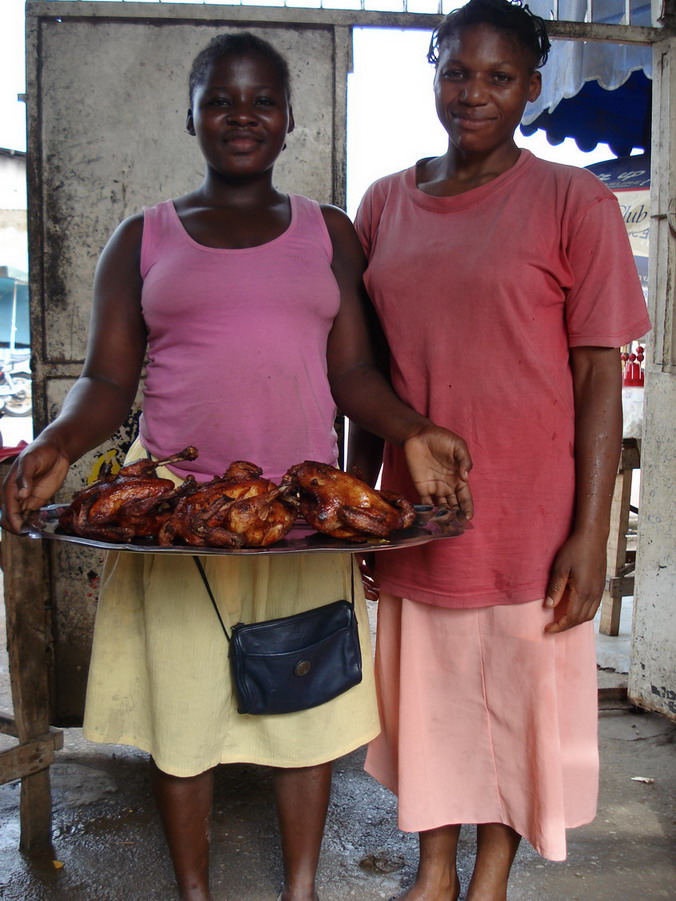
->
xmin=427 ymin=0 xmax=551 ymax=70
xmin=188 ymin=32 xmax=292 ymax=103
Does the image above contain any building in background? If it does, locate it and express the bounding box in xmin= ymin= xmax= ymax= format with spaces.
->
xmin=0 ymin=148 xmax=27 ymax=275
xmin=0 ymin=147 xmax=28 ymax=350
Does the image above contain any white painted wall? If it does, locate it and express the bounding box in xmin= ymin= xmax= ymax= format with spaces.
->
xmin=0 ymin=151 xmax=27 ymax=273
xmin=0 ymin=151 xmax=26 ymax=210
xmin=629 ymin=35 xmax=676 ymax=721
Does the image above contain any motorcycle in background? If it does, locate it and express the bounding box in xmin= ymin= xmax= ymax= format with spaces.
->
xmin=0 ymin=349 xmax=32 ymax=417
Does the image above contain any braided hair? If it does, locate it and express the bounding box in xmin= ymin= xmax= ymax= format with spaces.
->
xmin=427 ymin=0 xmax=551 ymax=70
xmin=188 ymin=32 xmax=292 ymax=103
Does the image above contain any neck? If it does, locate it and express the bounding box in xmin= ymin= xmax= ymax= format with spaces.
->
xmin=199 ymin=167 xmax=282 ymax=208
xmin=443 ymin=140 xmax=521 ymax=182
xmin=420 ymin=141 xmax=521 ymax=197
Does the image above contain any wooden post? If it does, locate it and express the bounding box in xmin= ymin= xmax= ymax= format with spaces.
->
xmin=0 ymin=469 xmax=62 ymax=854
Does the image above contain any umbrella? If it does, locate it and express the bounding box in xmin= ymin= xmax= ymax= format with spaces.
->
xmin=520 ymin=0 xmax=653 ymax=156
xmin=520 ymin=69 xmax=651 ymax=157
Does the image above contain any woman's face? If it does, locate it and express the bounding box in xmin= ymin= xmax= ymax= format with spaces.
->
xmin=187 ymin=51 xmax=294 ymax=180
xmin=433 ymin=24 xmax=541 ymax=159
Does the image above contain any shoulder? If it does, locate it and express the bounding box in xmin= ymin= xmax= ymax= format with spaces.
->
xmin=114 ymin=199 xmax=182 ymax=272
xmin=107 ymin=197 xmax=175 ymax=247
xmin=287 ymin=194 xmax=351 ymax=237
xmin=520 ymin=152 xmax=625 ymax=235
xmin=527 ymin=152 xmax=616 ymax=202
xmin=99 ymin=198 xmax=171 ymax=270
xmin=319 ymin=202 xmax=354 ymax=235
xmin=361 ymin=166 xmax=412 ymax=205
xmin=101 ymin=210 xmax=145 ymax=259
xmin=317 ymin=204 xmax=364 ymax=265
xmin=115 ymin=209 xmax=145 ymax=236
xmin=354 ymin=167 xmax=414 ymax=243
xmin=94 ymin=210 xmax=146 ymax=292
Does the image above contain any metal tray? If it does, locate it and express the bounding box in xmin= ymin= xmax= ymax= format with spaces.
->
xmin=28 ymin=504 xmax=471 ymax=556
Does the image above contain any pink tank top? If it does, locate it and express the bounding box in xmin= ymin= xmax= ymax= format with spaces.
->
xmin=138 ymin=195 xmax=341 ymax=483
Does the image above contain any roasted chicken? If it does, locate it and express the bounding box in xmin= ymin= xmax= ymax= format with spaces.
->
xmin=59 ymin=452 xmax=416 ymax=548
xmin=158 ymin=461 xmax=298 ymax=548
xmin=58 ymin=447 xmax=199 ymax=542
xmin=282 ymin=461 xmax=416 ymax=542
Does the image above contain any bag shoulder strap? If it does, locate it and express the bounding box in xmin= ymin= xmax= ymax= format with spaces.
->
xmin=192 ymin=554 xmax=356 ymax=642
xmin=193 ymin=556 xmax=232 ymax=641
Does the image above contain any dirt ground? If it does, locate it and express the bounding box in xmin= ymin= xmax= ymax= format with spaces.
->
xmin=1 ymin=585 xmax=675 ymax=901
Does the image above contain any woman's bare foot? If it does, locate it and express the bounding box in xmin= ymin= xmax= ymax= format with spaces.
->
xmin=465 ymin=823 xmax=521 ymax=901
xmin=392 ymin=873 xmax=461 ymax=901
xmin=277 ymin=891 xmax=319 ymax=901
xmin=177 ymin=886 xmax=214 ymax=900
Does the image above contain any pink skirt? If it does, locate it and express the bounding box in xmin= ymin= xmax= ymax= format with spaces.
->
xmin=365 ymin=593 xmax=599 ymax=861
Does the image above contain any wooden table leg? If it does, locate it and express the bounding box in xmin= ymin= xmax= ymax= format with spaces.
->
xmin=599 ymin=467 xmax=632 ymax=635
xmin=599 ymin=439 xmax=640 ymax=637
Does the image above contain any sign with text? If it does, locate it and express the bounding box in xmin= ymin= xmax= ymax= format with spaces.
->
xmin=586 ymin=154 xmax=650 ymax=297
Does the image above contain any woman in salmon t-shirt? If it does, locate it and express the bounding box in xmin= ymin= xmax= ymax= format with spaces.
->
xmin=352 ymin=1 xmax=651 ymax=898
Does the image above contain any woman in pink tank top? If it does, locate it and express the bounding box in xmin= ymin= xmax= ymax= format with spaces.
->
xmin=2 ymin=31 xmax=474 ymax=901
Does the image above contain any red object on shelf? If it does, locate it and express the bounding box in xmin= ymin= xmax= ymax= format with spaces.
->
xmin=622 ymin=346 xmax=645 ymax=387
xmin=0 ymin=441 xmax=28 ymax=462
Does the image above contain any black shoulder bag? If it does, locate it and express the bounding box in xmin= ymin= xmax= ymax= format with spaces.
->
xmin=193 ymin=557 xmax=362 ymax=716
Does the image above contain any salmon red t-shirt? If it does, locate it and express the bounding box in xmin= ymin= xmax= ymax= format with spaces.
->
xmin=355 ymin=150 xmax=651 ymax=608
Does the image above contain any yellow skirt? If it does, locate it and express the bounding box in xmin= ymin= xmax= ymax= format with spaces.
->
xmin=82 ymin=441 xmax=379 ymax=777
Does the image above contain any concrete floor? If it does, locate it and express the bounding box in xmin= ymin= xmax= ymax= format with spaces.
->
xmin=1 ymin=703 xmax=675 ymax=901
xmin=1 ymin=490 xmax=675 ymax=900
xmin=2 ymin=600 xmax=674 ymax=901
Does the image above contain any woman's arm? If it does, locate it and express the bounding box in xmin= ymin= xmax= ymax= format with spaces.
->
xmin=343 ymin=258 xmax=387 ymax=488
xmin=1 ymin=215 xmax=147 ymax=532
xmin=321 ymin=204 xmax=473 ymax=514
xmin=544 ymin=345 xmax=623 ymax=634
xmin=347 ymin=423 xmax=384 ymax=488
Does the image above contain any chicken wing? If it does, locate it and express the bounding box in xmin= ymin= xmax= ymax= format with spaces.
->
xmin=58 ymin=447 xmax=199 ymax=541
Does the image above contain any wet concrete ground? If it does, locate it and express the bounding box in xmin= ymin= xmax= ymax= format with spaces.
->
xmin=1 ymin=582 xmax=675 ymax=900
